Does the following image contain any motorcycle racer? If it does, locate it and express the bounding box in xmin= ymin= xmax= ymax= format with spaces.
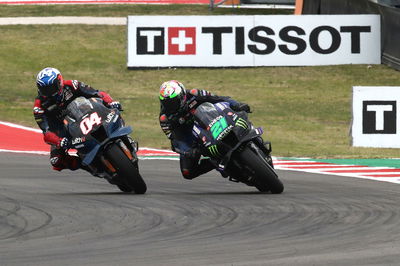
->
xmin=159 ymin=80 xmax=252 ymax=180
xmin=33 ymin=67 xmax=122 ymax=172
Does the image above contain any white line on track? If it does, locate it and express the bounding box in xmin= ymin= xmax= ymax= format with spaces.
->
xmin=0 ymin=16 xmax=126 ymax=25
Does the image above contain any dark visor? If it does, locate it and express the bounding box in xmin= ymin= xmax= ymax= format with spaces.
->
xmin=162 ymin=97 xmax=181 ymax=115
xmin=39 ymin=81 xmax=60 ymax=97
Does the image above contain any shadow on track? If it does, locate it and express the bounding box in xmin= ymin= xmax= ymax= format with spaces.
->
xmin=43 ymin=190 xmax=274 ymax=196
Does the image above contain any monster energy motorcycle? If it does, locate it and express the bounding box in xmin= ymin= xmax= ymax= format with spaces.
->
xmin=192 ymin=101 xmax=284 ymax=193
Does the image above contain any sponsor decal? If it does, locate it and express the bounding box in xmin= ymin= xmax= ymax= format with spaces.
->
xmin=72 ymin=80 xmax=79 ymax=90
xmin=216 ymin=125 xmax=233 ymax=140
xmin=72 ymin=137 xmax=86 ymax=145
xmin=192 ymin=125 xmax=201 ymax=135
xmin=208 ymin=115 xmax=224 ymax=128
xmin=64 ymin=88 xmax=73 ymax=101
xmin=106 ymin=111 xmax=115 ymax=123
xmin=188 ymin=100 xmax=197 ymax=109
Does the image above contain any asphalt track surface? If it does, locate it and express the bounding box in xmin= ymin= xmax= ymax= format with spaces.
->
xmin=1 ymin=152 xmax=400 ymax=266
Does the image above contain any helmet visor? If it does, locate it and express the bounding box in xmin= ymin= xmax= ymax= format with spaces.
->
xmin=161 ymin=97 xmax=181 ymax=115
xmin=39 ymin=81 xmax=60 ymax=97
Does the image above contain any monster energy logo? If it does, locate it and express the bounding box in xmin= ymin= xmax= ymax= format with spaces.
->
xmin=235 ymin=118 xmax=248 ymax=129
xmin=208 ymin=145 xmax=221 ymax=157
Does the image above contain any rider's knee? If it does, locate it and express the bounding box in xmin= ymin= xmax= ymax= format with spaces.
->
xmin=50 ymin=155 xmax=81 ymax=171
xmin=50 ymin=155 xmax=64 ymax=170
xmin=182 ymin=169 xmax=197 ymax=180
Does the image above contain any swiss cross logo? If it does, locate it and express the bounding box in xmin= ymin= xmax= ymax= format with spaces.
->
xmin=168 ymin=27 xmax=196 ymax=55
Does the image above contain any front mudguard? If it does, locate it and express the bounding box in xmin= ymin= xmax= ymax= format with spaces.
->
xmin=82 ymin=126 xmax=133 ymax=166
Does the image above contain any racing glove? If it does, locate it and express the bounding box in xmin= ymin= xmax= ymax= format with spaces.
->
xmin=160 ymin=115 xmax=172 ymax=139
xmin=33 ymin=106 xmax=44 ymax=120
xmin=59 ymin=137 xmax=71 ymax=149
xmin=233 ymin=102 xmax=251 ymax=113
xmin=108 ymin=101 xmax=122 ymax=111
xmin=44 ymin=131 xmax=69 ymax=149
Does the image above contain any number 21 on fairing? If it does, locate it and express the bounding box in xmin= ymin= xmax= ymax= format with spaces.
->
xmin=80 ymin=112 xmax=102 ymax=135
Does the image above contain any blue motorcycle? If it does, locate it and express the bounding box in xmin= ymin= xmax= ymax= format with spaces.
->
xmin=63 ymin=97 xmax=146 ymax=193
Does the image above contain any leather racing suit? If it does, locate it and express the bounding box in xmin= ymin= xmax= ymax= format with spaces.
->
xmin=159 ymin=88 xmax=250 ymax=180
xmin=33 ymin=80 xmax=116 ymax=171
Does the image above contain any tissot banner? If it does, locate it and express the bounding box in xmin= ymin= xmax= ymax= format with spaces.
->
xmin=127 ymin=15 xmax=381 ymax=68
xmin=352 ymin=86 xmax=400 ymax=148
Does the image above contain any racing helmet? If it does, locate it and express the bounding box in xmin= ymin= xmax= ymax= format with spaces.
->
xmin=36 ymin=67 xmax=64 ymax=99
xmin=159 ymin=80 xmax=187 ymax=115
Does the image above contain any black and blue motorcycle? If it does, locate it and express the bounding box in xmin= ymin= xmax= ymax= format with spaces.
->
xmin=192 ymin=102 xmax=284 ymax=193
xmin=62 ymin=97 xmax=146 ymax=193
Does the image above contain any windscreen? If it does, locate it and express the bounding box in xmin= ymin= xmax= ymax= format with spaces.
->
xmin=66 ymin=97 xmax=94 ymax=120
xmin=194 ymin=103 xmax=221 ymax=128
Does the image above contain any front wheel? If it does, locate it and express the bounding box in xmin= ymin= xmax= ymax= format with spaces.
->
xmin=238 ymin=144 xmax=284 ymax=193
xmin=104 ymin=143 xmax=147 ymax=194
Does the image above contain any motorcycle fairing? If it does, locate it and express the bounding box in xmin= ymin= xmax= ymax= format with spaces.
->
xmin=63 ymin=97 xmax=133 ymax=166
xmin=192 ymin=101 xmax=264 ymax=170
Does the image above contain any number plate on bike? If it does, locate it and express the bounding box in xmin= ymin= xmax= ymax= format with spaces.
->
xmin=209 ymin=116 xmax=233 ymax=140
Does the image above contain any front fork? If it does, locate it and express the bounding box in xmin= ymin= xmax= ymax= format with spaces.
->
xmin=228 ymin=140 xmax=274 ymax=184
xmin=253 ymin=137 xmax=274 ymax=168
xmin=116 ymin=137 xmax=139 ymax=167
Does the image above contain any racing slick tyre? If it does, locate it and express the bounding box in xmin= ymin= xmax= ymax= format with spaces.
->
xmin=239 ymin=144 xmax=284 ymax=194
xmin=115 ymin=182 xmax=134 ymax=193
xmin=105 ymin=143 xmax=147 ymax=194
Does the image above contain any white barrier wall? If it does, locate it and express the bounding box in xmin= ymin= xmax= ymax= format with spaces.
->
xmin=352 ymin=86 xmax=400 ymax=148
xmin=127 ymin=15 xmax=381 ymax=68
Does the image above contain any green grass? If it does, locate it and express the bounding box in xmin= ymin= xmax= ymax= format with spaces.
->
xmin=0 ymin=5 xmax=399 ymax=158
xmin=0 ymin=4 xmax=293 ymax=17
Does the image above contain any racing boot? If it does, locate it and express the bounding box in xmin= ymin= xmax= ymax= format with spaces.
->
xmin=217 ymin=168 xmax=229 ymax=178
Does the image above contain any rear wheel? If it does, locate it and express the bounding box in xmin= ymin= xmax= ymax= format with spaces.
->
xmin=238 ymin=144 xmax=284 ymax=193
xmin=105 ymin=143 xmax=147 ymax=194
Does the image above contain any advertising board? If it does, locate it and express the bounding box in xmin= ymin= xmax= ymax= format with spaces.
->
xmin=352 ymin=86 xmax=400 ymax=148
xmin=127 ymin=15 xmax=381 ymax=68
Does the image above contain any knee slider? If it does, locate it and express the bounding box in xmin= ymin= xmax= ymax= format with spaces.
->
xmin=182 ymin=169 xmax=196 ymax=180
xmin=50 ymin=155 xmax=81 ymax=171
xmin=50 ymin=155 xmax=63 ymax=167
xmin=50 ymin=156 xmax=64 ymax=171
